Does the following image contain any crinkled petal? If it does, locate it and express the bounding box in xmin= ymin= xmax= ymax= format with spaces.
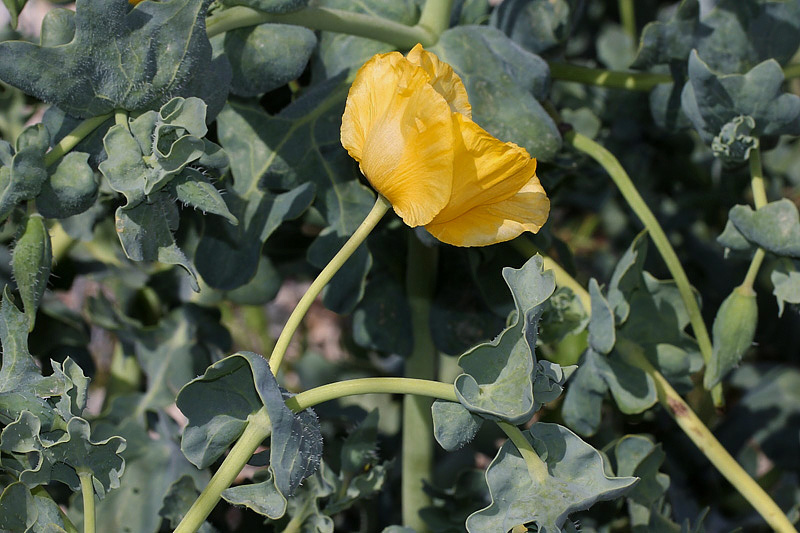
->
xmin=431 ymin=114 xmax=539 ymax=224
xmin=406 ymin=44 xmax=472 ymax=118
xmin=341 ymin=52 xmax=454 ymax=226
xmin=426 ymin=178 xmax=550 ymax=246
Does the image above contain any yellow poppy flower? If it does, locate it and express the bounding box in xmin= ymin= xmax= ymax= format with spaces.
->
xmin=341 ymin=44 xmax=550 ymax=247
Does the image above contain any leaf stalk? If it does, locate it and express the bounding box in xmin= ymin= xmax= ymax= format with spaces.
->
xmin=401 ymin=234 xmax=439 ymax=531
xmin=267 ymin=194 xmax=391 ymax=373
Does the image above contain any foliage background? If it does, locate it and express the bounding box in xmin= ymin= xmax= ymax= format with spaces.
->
xmin=0 ymin=0 xmax=799 ymax=532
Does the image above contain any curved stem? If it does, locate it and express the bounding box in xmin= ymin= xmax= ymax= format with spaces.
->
xmin=78 ymin=471 xmax=95 ymax=533
xmin=549 ymin=63 xmax=672 ymax=91
xmin=617 ymin=340 xmax=798 ymax=533
xmin=740 ymin=145 xmax=767 ymax=294
xmin=43 ymin=113 xmax=112 ymax=167
xmin=285 ymin=377 xmax=457 ymax=411
xmin=402 ymin=235 xmax=439 ymax=531
xmin=496 ymin=421 xmax=548 ymax=484
xmin=267 ymin=195 xmax=392 ymax=373
xmin=784 ymin=63 xmax=800 ymax=79
xmin=174 ymin=408 xmax=272 ymax=533
xmin=565 ymin=131 xmax=723 ymax=406
xmin=416 ymin=0 xmax=453 ymax=39
xmin=741 ymin=249 xmax=765 ymax=293
xmin=206 ymin=6 xmax=437 ymax=48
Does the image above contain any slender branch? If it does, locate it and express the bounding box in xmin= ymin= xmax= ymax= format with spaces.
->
xmin=78 ymin=471 xmax=95 ymax=533
xmin=549 ymin=63 xmax=671 ymax=91
xmin=617 ymin=340 xmax=798 ymax=533
xmin=565 ymin=131 xmax=724 ymax=406
xmin=402 ymin=235 xmax=439 ymax=532
xmin=174 ymin=408 xmax=272 ymax=533
xmin=285 ymin=377 xmax=457 ymax=411
xmin=741 ymin=248 xmax=765 ymax=293
xmin=43 ymin=113 xmax=112 ymax=167
xmin=496 ymin=421 xmax=549 ymax=484
xmin=206 ymin=6 xmax=437 ymax=48
xmin=267 ymin=195 xmax=392 ymax=373
xmin=749 ymin=145 xmax=768 ymax=209
xmin=416 ymin=0 xmax=454 ymax=38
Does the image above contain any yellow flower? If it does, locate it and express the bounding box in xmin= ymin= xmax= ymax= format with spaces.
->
xmin=341 ymin=44 xmax=550 ymax=247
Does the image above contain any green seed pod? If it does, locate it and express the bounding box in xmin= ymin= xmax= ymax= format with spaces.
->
xmin=36 ymin=152 xmax=98 ymax=219
xmin=704 ymin=285 xmax=758 ymax=389
xmin=12 ymin=214 xmax=52 ymax=331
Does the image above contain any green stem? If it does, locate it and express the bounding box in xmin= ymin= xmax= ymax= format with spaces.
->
xmin=416 ymin=0 xmax=453 ymax=38
xmin=511 ymin=237 xmax=591 ymax=312
xmin=206 ymin=6 xmax=437 ymax=48
xmin=549 ymin=63 xmax=672 ymax=91
xmin=78 ymin=470 xmax=95 ymax=533
xmin=174 ymin=408 xmax=272 ymax=533
xmin=784 ymin=63 xmax=800 ymax=79
xmin=741 ymin=145 xmax=767 ymax=292
xmin=43 ymin=113 xmax=112 ymax=167
xmin=267 ymin=195 xmax=392 ymax=373
xmin=402 ymin=235 xmax=439 ymax=532
xmin=496 ymin=421 xmax=549 ymax=484
xmin=565 ymin=131 xmax=723 ymax=406
xmin=617 ymin=340 xmax=798 ymax=533
xmin=618 ymin=0 xmax=636 ymax=40
xmin=285 ymin=377 xmax=457 ymax=411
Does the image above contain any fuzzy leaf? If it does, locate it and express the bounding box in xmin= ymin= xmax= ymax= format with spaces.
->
xmin=0 ymin=129 xmax=48 ymax=223
xmin=729 ymin=199 xmax=800 ymax=258
xmin=772 ymin=268 xmax=800 ymax=316
xmin=11 ymin=214 xmax=51 ymax=331
xmin=466 ymin=423 xmax=637 ymax=533
xmin=37 ymin=152 xmax=98 ymax=219
xmin=432 ymin=401 xmax=484 ymax=452
xmin=0 ymin=0 xmax=231 ymax=119
xmin=222 ymin=470 xmax=287 ymax=519
xmin=588 ymin=278 xmax=615 ymax=355
xmin=169 ymin=169 xmax=237 ymax=225
xmin=490 ymin=0 xmax=579 ymax=55
xmin=177 ymin=352 xmax=322 ymax=496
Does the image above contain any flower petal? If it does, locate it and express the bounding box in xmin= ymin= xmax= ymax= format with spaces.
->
xmin=425 ymin=114 xmax=549 ymax=246
xmin=425 ymin=178 xmax=550 ymax=246
xmin=341 ymin=52 xmax=455 ymax=226
xmin=406 ymin=44 xmax=472 ymax=118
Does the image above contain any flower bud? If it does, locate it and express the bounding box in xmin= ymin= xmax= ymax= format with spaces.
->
xmin=704 ymin=285 xmax=758 ymax=389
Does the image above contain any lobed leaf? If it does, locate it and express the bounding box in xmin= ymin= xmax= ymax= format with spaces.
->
xmin=465 ymin=423 xmax=637 ymax=533
xmin=728 ymin=199 xmax=800 ymax=258
xmin=454 ymin=254 xmax=555 ymax=424
xmin=0 ymin=0 xmax=231 ymax=119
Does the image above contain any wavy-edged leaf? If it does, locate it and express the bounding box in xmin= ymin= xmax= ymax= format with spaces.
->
xmin=729 ymin=199 xmax=800 ymax=258
xmin=455 ymin=254 xmax=555 ymax=424
xmin=466 ymin=423 xmax=637 ymax=533
xmin=432 ymin=401 xmax=483 ymax=452
xmin=0 ymin=0 xmax=231 ymax=119
xmin=772 ymin=268 xmax=800 ymax=316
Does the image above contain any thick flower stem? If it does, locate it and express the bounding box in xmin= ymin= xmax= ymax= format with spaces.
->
xmin=565 ymin=131 xmax=724 ymax=407
xmin=267 ymin=195 xmax=391 ymax=373
xmin=618 ymin=0 xmax=636 ymax=40
xmin=78 ymin=471 xmax=95 ymax=533
xmin=549 ymin=63 xmax=671 ymax=91
xmin=401 ymin=235 xmax=439 ymax=532
xmin=43 ymin=113 xmax=113 ymax=167
xmin=206 ymin=6 xmax=437 ymax=47
xmin=616 ymin=340 xmax=798 ymax=533
xmin=174 ymin=408 xmax=272 ymax=533
xmin=416 ymin=0 xmax=454 ymax=39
